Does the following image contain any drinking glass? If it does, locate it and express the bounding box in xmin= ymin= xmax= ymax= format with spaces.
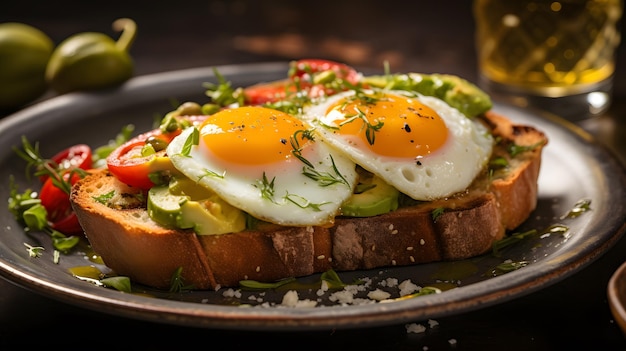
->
xmin=473 ymin=0 xmax=623 ymax=121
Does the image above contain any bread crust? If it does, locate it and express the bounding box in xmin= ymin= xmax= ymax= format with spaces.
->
xmin=70 ymin=111 xmax=547 ymax=290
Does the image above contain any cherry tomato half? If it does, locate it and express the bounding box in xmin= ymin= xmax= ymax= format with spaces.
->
xmin=243 ymin=79 xmax=295 ymax=105
xmin=243 ymin=59 xmax=361 ymax=105
xmin=106 ymin=129 xmax=179 ymax=190
xmin=289 ymin=58 xmax=360 ymax=85
xmin=39 ymin=144 xmax=92 ymax=183
xmin=39 ymin=171 xmax=83 ymax=234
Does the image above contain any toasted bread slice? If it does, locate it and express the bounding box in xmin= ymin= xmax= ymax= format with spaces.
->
xmin=70 ymin=111 xmax=547 ymax=290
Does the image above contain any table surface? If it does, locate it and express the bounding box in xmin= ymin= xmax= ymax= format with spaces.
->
xmin=2 ymin=1 xmax=626 ymax=349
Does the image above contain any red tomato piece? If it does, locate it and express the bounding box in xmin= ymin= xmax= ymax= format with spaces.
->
xmin=50 ymin=212 xmax=82 ymax=235
xmin=106 ymin=129 xmax=178 ymax=190
xmin=39 ymin=144 xmax=92 ymax=183
xmin=243 ymin=79 xmax=295 ymax=105
xmin=40 ymin=172 xmax=83 ymax=234
xmin=289 ymin=58 xmax=360 ymax=85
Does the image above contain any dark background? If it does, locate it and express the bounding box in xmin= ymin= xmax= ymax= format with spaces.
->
xmin=3 ymin=0 xmax=483 ymax=77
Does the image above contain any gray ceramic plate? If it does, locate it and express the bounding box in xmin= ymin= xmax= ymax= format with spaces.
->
xmin=0 ymin=62 xmax=625 ymax=331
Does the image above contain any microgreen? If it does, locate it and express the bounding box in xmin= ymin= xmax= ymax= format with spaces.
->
xmin=290 ymin=129 xmax=316 ymax=168
xmin=92 ymin=124 xmax=134 ymax=168
xmin=301 ymin=154 xmax=350 ymax=187
xmin=338 ymin=107 xmax=384 ymax=146
xmin=507 ymin=141 xmax=544 ymax=157
xmin=8 ymin=177 xmax=81 ymax=255
xmin=169 ymin=266 xmax=194 ymax=293
xmin=283 ymin=192 xmax=329 ymax=211
xmin=255 ymin=172 xmax=276 ymax=202
xmin=431 ymin=207 xmax=445 ymax=222
xmin=203 ymin=68 xmax=246 ymax=108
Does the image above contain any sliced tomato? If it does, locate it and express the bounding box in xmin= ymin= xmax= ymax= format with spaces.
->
xmin=106 ymin=129 xmax=179 ymax=190
xmin=39 ymin=144 xmax=92 ymax=183
xmin=243 ymin=79 xmax=295 ymax=105
xmin=289 ymin=59 xmax=360 ymax=86
xmin=50 ymin=212 xmax=81 ymax=235
xmin=40 ymin=171 xmax=83 ymax=235
xmin=243 ymin=59 xmax=361 ymax=105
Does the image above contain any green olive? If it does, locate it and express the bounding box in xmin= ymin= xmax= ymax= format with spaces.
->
xmin=0 ymin=22 xmax=54 ymax=110
xmin=45 ymin=18 xmax=137 ymax=94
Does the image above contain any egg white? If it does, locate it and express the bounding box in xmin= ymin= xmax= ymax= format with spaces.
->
xmin=167 ymin=125 xmax=358 ymax=227
xmin=305 ymin=90 xmax=494 ymax=201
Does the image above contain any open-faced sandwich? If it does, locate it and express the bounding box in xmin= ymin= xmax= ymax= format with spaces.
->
xmin=67 ymin=59 xmax=548 ymax=290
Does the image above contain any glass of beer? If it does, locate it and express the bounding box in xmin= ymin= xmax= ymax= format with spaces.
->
xmin=473 ymin=0 xmax=623 ymax=121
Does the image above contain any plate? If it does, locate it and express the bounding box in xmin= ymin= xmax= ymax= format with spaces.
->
xmin=1 ymin=62 xmax=625 ymax=331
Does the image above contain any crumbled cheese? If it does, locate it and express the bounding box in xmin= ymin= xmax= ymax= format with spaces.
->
xmin=367 ymin=288 xmax=391 ymax=301
xmin=316 ymin=279 xmax=330 ymax=296
xmin=222 ymin=288 xmax=242 ymax=298
xmin=398 ymin=279 xmax=420 ymax=296
xmin=405 ymin=319 xmax=441 ymax=335
xmin=328 ymin=289 xmax=356 ymax=304
xmin=381 ymin=277 xmax=399 ymax=287
xmin=280 ymin=290 xmax=317 ymax=308
xmin=405 ymin=323 xmax=426 ymax=333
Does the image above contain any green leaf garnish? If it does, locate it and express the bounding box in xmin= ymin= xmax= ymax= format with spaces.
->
xmin=431 ymin=207 xmax=445 ymax=222
xmin=93 ymin=190 xmax=116 ymax=205
xmin=181 ymin=127 xmax=200 ymax=156
xmin=239 ymin=277 xmax=297 ymax=290
xmin=100 ymin=276 xmax=132 ymax=293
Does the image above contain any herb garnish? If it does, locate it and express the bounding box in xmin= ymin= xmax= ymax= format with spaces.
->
xmin=255 ymin=172 xmax=276 ymax=201
xmin=284 ymin=192 xmax=329 ymax=211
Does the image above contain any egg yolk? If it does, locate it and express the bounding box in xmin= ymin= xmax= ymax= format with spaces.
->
xmin=326 ymin=93 xmax=448 ymax=158
xmin=199 ymin=106 xmax=309 ymax=165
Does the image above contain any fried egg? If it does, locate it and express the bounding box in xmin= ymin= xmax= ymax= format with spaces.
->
xmin=167 ymin=106 xmax=357 ymax=226
xmin=305 ymin=90 xmax=493 ymax=200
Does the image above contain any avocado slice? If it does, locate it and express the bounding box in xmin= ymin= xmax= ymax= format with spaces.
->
xmin=341 ymin=170 xmax=399 ymax=217
xmin=362 ymin=72 xmax=493 ymax=118
xmin=147 ymin=177 xmax=246 ymax=235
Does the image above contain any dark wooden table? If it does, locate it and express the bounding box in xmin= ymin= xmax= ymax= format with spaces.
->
xmin=2 ymin=1 xmax=625 ymax=349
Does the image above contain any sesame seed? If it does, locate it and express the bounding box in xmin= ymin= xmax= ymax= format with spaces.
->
xmin=410 ymin=256 xmax=415 ymax=262
xmin=317 ymin=255 xmax=326 ymax=260
xmin=420 ymin=239 xmax=425 ymax=245
xmin=256 ymin=266 xmax=261 ymax=272
xmin=407 ymin=246 xmax=414 ymax=251
xmin=391 ymin=260 xmax=397 ymax=265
